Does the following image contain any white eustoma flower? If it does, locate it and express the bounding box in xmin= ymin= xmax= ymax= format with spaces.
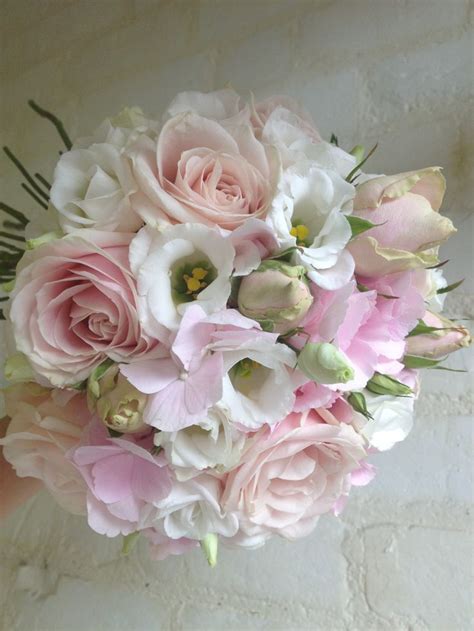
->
xmin=267 ymin=161 xmax=355 ymax=289
xmin=213 ymin=334 xmax=298 ymax=430
xmin=261 ymin=105 xmax=356 ymax=177
xmin=130 ymin=224 xmax=235 ymax=336
xmin=50 ymin=107 xmax=157 ymax=234
xmin=154 ymin=405 xmax=246 ymax=481
xmin=153 ymin=474 xmax=239 ymax=540
xmin=361 ymin=393 xmax=415 ymax=451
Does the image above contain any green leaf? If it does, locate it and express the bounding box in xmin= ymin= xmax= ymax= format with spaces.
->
xmin=200 ymin=533 xmax=218 ymax=568
xmin=437 ymin=279 xmax=464 ymax=295
xmin=426 ymin=259 xmax=449 ymax=270
xmin=407 ymin=319 xmax=449 ymax=337
xmin=330 ymin=133 xmax=339 ymax=146
xmin=403 ymin=355 xmax=442 ymax=369
xmin=347 ymin=391 xmax=373 ymax=420
xmin=366 ymin=372 xmax=412 ymax=397
xmin=347 ymin=216 xmax=383 ymax=239
xmin=108 ymin=428 xmax=123 ymax=438
xmin=121 ymin=532 xmax=140 ymax=555
xmin=346 ymin=143 xmax=378 ymax=183
xmin=349 ymin=145 xmax=365 ymax=163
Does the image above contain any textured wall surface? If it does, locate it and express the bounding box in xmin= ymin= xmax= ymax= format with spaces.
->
xmin=0 ymin=1 xmax=473 ymax=629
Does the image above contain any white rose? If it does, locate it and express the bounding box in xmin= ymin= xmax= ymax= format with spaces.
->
xmin=130 ymin=224 xmax=235 ymax=335
xmin=153 ymin=474 xmax=239 ymax=540
xmin=267 ymin=161 xmax=355 ymax=289
xmin=361 ymin=393 xmax=415 ymax=451
xmin=154 ymin=405 xmax=246 ymax=480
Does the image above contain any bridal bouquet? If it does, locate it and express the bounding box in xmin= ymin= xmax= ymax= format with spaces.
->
xmin=1 ymin=90 xmax=470 ymax=565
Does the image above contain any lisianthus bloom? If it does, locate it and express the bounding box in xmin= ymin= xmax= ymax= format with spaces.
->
xmin=267 ymin=161 xmax=355 ymax=289
xmin=154 ymin=404 xmax=246 ymax=481
xmin=128 ymin=90 xmax=277 ymax=229
xmin=301 ymin=272 xmax=425 ymax=391
xmin=50 ymin=107 xmax=155 ymax=233
xmin=348 ymin=168 xmax=455 ymax=277
xmin=165 ymin=88 xmax=250 ymax=126
xmin=358 ymin=393 xmax=416 ymax=452
xmin=222 ymin=409 xmax=367 ymax=548
xmin=151 ymin=473 xmax=239 ymax=541
xmin=130 ymin=223 xmax=234 ymax=336
xmin=9 ymin=231 xmax=157 ymax=386
xmin=69 ymin=421 xmax=171 ymax=537
xmin=121 ymin=304 xmax=296 ymax=432
xmin=0 ymin=385 xmax=90 ymax=515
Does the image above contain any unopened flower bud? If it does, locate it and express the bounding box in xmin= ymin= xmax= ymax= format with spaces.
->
xmin=237 ymin=260 xmax=313 ymax=334
xmin=88 ymin=363 xmax=148 ymax=434
xmin=406 ymin=311 xmax=471 ymax=359
xmin=297 ymin=342 xmax=354 ymax=385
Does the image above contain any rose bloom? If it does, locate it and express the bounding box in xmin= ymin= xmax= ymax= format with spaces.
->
xmin=222 ymin=409 xmax=367 ymax=548
xmin=348 ymin=167 xmax=455 ymax=277
xmin=128 ymin=90 xmax=278 ymax=229
xmin=0 ymin=384 xmax=90 ymax=515
xmin=10 ymin=230 xmax=157 ymax=386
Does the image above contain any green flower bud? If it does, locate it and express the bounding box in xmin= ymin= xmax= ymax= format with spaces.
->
xmin=297 ymin=342 xmax=354 ymax=385
xmin=237 ymin=260 xmax=313 ymax=334
xmin=88 ymin=363 xmax=147 ymax=434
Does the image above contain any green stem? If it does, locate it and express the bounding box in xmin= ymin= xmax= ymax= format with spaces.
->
xmin=0 ymin=202 xmax=28 ymax=226
xmin=35 ymin=172 xmax=52 ymax=191
xmin=21 ymin=183 xmax=48 ymax=209
xmin=3 ymin=146 xmax=50 ymax=202
xmin=28 ymin=99 xmax=72 ymax=150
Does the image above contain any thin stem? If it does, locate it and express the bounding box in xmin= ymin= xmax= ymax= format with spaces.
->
xmin=35 ymin=172 xmax=52 ymax=191
xmin=0 ymin=231 xmax=25 ymax=242
xmin=3 ymin=220 xmax=24 ymax=231
xmin=21 ymin=183 xmax=48 ymax=209
xmin=0 ymin=202 xmax=28 ymax=226
xmin=3 ymin=146 xmax=50 ymax=202
xmin=0 ymin=240 xmax=23 ymax=253
xmin=28 ymin=99 xmax=72 ymax=150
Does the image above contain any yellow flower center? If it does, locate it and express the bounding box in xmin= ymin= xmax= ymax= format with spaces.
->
xmin=184 ymin=267 xmax=209 ymax=295
xmin=290 ymin=223 xmax=310 ymax=245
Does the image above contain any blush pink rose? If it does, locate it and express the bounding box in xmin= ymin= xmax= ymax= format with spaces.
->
xmin=0 ymin=385 xmax=91 ymax=515
xmin=129 ymin=110 xmax=277 ymax=229
xmin=348 ymin=168 xmax=455 ymax=276
xmin=10 ymin=230 xmax=158 ymax=386
xmin=69 ymin=420 xmax=171 ymax=537
xmin=142 ymin=527 xmax=198 ymax=561
xmin=222 ymin=409 xmax=366 ymax=547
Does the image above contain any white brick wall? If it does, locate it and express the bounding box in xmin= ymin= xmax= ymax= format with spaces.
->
xmin=0 ymin=1 xmax=472 ymax=629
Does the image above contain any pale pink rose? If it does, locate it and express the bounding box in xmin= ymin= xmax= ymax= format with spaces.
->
xmin=10 ymin=230 xmax=158 ymax=387
xmin=222 ymin=409 xmax=367 ymax=546
xmin=69 ymin=420 xmax=171 ymax=537
xmin=406 ymin=310 xmax=471 ymax=359
xmin=0 ymin=385 xmax=91 ymax=515
xmin=129 ymin=111 xmax=277 ymax=229
xmin=348 ymin=168 xmax=455 ymax=276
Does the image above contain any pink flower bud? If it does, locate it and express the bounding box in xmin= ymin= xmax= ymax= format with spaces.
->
xmin=406 ymin=311 xmax=471 ymax=359
xmin=237 ymin=260 xmax=313 ymax=334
